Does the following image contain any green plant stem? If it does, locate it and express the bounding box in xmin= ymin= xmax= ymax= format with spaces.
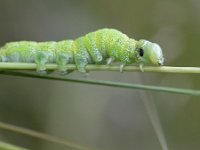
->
xmin=0 ymin=141 xmax=29 ymax=150
xmin=1 ymin=71 xmax=200 ymax=96
xmin=0 ymin=63 xmax=200 ymax=73
xmin=0 ymin=121 xmax=94 ymax=150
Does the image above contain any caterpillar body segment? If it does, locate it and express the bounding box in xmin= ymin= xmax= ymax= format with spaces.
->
xmin=0 ymin=28 xmax=164 ymax=74
xmin=55 ymin=40 xmax=74 ymax=74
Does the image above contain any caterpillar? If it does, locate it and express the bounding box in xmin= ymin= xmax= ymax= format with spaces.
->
xmin=0 ymin=28 xmax=164 ymax=74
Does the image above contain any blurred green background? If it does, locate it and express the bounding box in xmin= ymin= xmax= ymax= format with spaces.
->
xmin=0 ymin=0 xmax=200 ymax=150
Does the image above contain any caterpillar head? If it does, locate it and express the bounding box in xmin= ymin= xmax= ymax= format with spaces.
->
xmin=136 ymin=40 xmax=164 ymax=66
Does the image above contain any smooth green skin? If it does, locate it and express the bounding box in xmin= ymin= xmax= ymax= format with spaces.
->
xmin=0 ymin=28 xmax=164 ymax=74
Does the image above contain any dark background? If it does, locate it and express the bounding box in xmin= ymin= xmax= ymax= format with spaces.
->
xmin=0 ymin=0 xmax=200 ymax=150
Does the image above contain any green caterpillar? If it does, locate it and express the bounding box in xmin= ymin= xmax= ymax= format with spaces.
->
xmin=0 ymin=28 xmax=164 ymax=74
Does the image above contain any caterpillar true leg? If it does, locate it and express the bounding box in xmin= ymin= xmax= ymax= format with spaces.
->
xmin=106 ymin=58 xmax=114 ymax=64
xmin=139 ymin=63 xmax=144 ymax=72
xmin=120 ymin=63 xmax=125 ymax=73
